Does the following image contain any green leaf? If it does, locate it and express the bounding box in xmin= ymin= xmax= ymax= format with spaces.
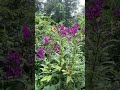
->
xmin=51 ymin=65 xmax=61 ymax=71
xmin=43 ymin=85 xmax=56 ymax=90
xmin=41 ymin=75 xmax=52 ymax=82
xmin=61 ymin=59 xmax=65 ymax=66
xmin=66 ymin=76 xmax=73 ymax=84
xmin=62 ymin=70 xmax=68 ymax=75
xmin=40 ymin=68 xmax=50 ymax=73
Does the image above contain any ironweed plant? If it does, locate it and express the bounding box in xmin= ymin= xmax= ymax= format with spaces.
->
xmin=86 ymin=0 xmax=120 ymax=90
xmin=35 ymin=14 xmax=85 ymax=90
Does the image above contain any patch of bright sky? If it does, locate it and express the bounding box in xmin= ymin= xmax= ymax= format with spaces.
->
xmin=39 ymin=0 xmax=85 ymax=5
xmin=73 ymin=0 xmax=85 ymax=16
xmin=39 ymin=0 xmax=85 ymax=4
xmin=80 ymin=0 xmax=85 ymax=6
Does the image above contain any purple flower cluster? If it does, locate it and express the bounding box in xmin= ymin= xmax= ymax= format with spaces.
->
xmin=36 ymin=23 xmax=80 ymax=60
xmin=7 ymin=50 xmax=21 ymax=65
xmin=58 ymin=25 xmax=67 ymax=36
xmin=22 ymin=25 xmax=32 ymax=40
xmin=11 ymin=67 xmax=22 ymax=77
xmin=3 ymin=49 xmax=22 ymax=78
xmin=3 ymin=65 xmax=22 ymax=78
xmin=57 ymin=23 xmax=80 ymax=40
xmin=43 ymin=36 xmax=52 ymax=43
xmin=67 ymin=23 xmax=80 ymax=35
xmin=36 ymin=37 xmax=61 ymax=60
xmin=86 ymin=0 xmax=104 ymax=20
xmin=36 ymin=47 xmax=45 ymax=59
xmin=36 ymin=44 xmax=61 ymax=60
xmin=54 ymin=44 xmax=60 ymax=53
xmin=3 ymin=63 xmax=12 ymax=78
xmin=113 ymin=8 xmax=120 ymax=17
xmin=37 ymin=36 xmax=50 ymax=60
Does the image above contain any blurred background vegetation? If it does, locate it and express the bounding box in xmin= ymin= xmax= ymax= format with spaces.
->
xmin=35 ymin=0 xmax=84 ymax=26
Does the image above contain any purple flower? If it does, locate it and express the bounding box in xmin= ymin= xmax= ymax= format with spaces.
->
xmin=37 ymin=47 xmax=44 ymax=52
xmin=7 ymin=49 xmax=21 ymax=65
xmin=73 ymin=23 xmax=80 ymax=29
xmin=58 ymin=23 xmax=80 ymax=36
xmin=113 ymin=8 xmax=120 ymax=17
xmin=57 ymin=23 xmax=80 ymax=41
xmin=3 ymin=63 xmax=22 ymax=78
xmin=86 ymin=0 xmax=103 ymax=20
xmin=58 ymin=30 xmax=67 ymax=36
xmin=67 ymin=23 xmax=79 ymax=35
xmin=54 ymin=44 xmax=60 ymax=53
xmin=11 ymin=67 xmax=22 ymax=78
xmin=3 ymin=63 xmax=12 ymax=78
xmin=36 ymin=47 xmax=45 ymax=59
xmin=22 ymin=25 xmax=31 ymax=40
xmin=43 ymin=36 xmax=52 ymax=43
xmin=71 ymin=28 xmax=78 ymax=35
xmin=59 ymin=25 xmax=65 ymax=30
xmin=58 ymin=25 xmax=67 ymax=36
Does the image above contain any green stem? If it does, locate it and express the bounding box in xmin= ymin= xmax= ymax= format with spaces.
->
xmin=72 ymin=37 xmax=77 ymax=67
xmin=59 ymin=38 xmax=63 ymax=90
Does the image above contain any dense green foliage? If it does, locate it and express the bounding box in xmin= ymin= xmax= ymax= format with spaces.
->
xmin=2 ymin=0 xmax=120 ymax=90
xmin=35 ymin=0 xmax=85 ymax=90
xmin=35 ymin=13 xmax=85 ymax=90
xmin=86 ymin=0 xmax=120 ymax=90
xmin=0 ymin=0 xmax=35 ymax=89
